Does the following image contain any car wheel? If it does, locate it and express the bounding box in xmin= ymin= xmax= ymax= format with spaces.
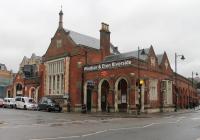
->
xmin=59 ymin=107 xmax=62 ymax=112
xmin=24 ymin=105 xmax=27 ymax=110
xmin=47 ymin=108 xmax=51 ymax=112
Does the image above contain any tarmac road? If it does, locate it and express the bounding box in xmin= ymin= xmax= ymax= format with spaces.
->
xmin=0 ymin=108 xmax=200 ymax=140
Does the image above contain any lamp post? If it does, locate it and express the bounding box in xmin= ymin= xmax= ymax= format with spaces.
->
xmin=174 ymin=53 xmax=185 ymax=112
xmin=191 ymin=72 xmax=198 ymax=109
xmin=192 ymin=72 xmax=198 ymax=87
xmin=129 ymin=72 xmax=135 ymax=114
xmin=137 ymin=47 xmax=146 ymax=114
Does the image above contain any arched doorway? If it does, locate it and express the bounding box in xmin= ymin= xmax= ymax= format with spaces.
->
xmin=116 ymin=78 xmax=128 ymax=112
xmin=16 ymin=83 xmax=23 ymax=96
xmin=86 ymin=86 xmax=92 ymax=112
xmin=101 ymin=80 xmax=110 ymax=112
xmin=84 ymin=81 xmax=95 ymax=112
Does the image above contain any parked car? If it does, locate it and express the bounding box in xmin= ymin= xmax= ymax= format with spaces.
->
xmin=15 ymin=97 xmax=37 ymax=110
xmin=26 ymin=98 xmax=38 ymax=110
xmin=0 ymin=98 xmax=3 ymax=107
xmin=38 ymin=96 xmax=62 ymax=112
xmin=3 ymin=98 xmax=15 ymax=108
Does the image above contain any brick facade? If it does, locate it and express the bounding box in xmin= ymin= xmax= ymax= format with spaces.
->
xmin=39 ymin=10 xmax=199 ymax=113
xmin=7 ymin=10 xmax=198 ymax=114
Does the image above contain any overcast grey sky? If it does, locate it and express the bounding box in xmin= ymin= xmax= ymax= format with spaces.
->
xmin=0 ymin=0 xmax=200 ymax=77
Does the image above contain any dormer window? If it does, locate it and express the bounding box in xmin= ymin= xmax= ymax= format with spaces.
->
xmin=165 ymin=60 xmax=169 ymax=69
xmin=56 ymin=40 xmax=62 ymax=48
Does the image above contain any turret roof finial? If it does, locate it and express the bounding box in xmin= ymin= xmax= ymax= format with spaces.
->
xmin=59 ymin=5 xmax=63 ymax=28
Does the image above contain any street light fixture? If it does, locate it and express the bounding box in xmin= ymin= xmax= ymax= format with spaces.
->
xmin=174 ymin=53 xmax=185 ymax=112
xmin=192 ymin=72 xmax=198 ymax=87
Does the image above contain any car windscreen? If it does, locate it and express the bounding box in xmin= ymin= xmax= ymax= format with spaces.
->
xmin=47 ymin=99 xmax=56 ymax=104
xmin=29 ymin=99 xmax=35 ymax=103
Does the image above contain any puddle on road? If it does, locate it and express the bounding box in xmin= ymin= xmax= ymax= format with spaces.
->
xmin=0 ymin=121 xmax=7 ymax=127
xmin=35 ymin=118 xmax=45 ymax=124
xmin=101 ymin=120 xmax=109 ymax=123
xmin=49 ymin=123 xmax=64 ymax=127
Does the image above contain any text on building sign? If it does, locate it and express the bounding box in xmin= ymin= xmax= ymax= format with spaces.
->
xmin=84 ymin=60 xmax=132 ymax=71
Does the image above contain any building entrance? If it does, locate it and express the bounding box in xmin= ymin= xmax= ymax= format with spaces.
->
xmin=16 ymin=83 xmax=23 ymax=96
xmin=117 ymin=79 xmax=128 ymax=112
xmin=86 ymin=88 xmax=92 ymax=112
xmin=101 ymin=80 xmax=109 ymax=112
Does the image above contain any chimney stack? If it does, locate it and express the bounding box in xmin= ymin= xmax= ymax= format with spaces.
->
xmin=100 ymin=22 xmax=110 ymax=59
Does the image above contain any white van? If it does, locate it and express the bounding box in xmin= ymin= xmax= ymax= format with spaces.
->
xmin=15 ymin=97 xmax=37 ymax=110
xmin=3 ymin=98 xmax=15 ymax=108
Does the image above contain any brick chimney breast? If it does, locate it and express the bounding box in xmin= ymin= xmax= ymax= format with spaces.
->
xmin=100 ymin=22 xmax=111 ymax=59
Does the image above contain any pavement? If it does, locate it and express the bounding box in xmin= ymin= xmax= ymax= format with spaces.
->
xmin=0 ymin=108 xmax=200 ymax=140
xmin=79 ymin=108 xmax=200 ymax=118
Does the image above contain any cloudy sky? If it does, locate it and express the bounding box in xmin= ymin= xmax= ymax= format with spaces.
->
xmin=0 ymin=0 xmax=200 ymax=77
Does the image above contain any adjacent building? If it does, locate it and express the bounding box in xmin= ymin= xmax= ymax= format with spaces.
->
xmin=0 ymin=63 xmax=13 ymax=98
xmin=6 ymin=53 xmax=42 ymax=102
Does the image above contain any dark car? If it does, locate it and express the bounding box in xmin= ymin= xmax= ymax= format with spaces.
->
xmin=37 ymin=96 xmax=62 ymax=112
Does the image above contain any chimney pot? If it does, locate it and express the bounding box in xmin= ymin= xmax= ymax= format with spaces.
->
xmin=101 ymin=22 xmax=109 ymax=32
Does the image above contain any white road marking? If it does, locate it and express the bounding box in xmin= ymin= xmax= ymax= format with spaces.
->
xmin=82 ymin=130 xmax=108 ymax=137
xmin=29 ymin=118 xmax=184 ymax=140
xmin=0 ymin=118 xmax=124 ymax=129
xmin=191 ymin=118 xmax=200 ymax=120
xmin=30 ymin=136 xmax=80 ymax=140
xmin=196 ymin=137 xmax=200 ymax=140
xmin=143 ymin=123 xmax=155 ymax=128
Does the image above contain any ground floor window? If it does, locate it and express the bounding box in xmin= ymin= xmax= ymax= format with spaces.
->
xmin=149 ymin=79 xmax=158 ymax=101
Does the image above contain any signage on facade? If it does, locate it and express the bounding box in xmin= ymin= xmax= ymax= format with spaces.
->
xmin=121 ymin=95 xmax=127 ymax=103
xmin=84 ymin=60 xmax=132 ymax=72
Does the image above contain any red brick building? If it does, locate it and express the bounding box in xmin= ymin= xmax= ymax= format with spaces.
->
xmin=41 ymin=10 xmax=119 ymax=111
xmin=37 ymin=10 xmax=199 ymax=113
xmin=6 ymin=54 xmax=42 ymax=102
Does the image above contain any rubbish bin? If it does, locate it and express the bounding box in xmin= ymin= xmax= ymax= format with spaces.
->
xmin=67 ymin=102 xmax=71 ymax=112
xmin=81 ymin=104 xmax=86 ymax=113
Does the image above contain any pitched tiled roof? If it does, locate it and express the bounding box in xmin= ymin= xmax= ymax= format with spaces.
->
xmin=65 ymin=29 xmax=100 ymax=49
xmin=157 ymin=54 xmax=164 ymax=65
xmin=64 ymin=29 xmax=120 ymax=54
xmin=104 ymin=48 xmax=150 ymax=62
